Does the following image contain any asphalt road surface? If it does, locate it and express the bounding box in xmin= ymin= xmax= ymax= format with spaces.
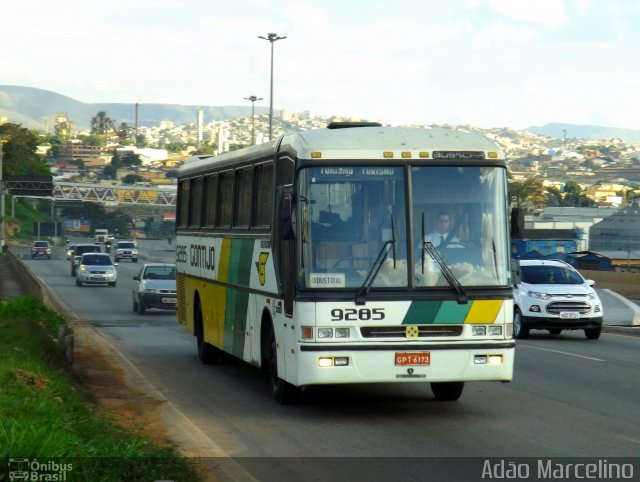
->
xmin=12 ymin=241 xmax=640 ymax=482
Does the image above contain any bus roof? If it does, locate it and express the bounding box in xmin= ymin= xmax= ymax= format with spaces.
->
xmin=282 ymin=126 xmax=503 ymax=159
xmin=178 ymin=126 xmax=504 ymax=178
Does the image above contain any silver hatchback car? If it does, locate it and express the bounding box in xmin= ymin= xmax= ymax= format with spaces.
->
xmin=76 ymin=253 xmax=118 ymax=287
xmin=132 ymin=263 xmax=177 ymax=314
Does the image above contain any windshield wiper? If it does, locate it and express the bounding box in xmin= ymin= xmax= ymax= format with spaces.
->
xmin=355 ymin=216 xmax=396 ymax=305
xmin=421 ymin=212 xmax=468 ymax=304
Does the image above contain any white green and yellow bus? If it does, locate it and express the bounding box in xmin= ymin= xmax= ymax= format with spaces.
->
xmin=175 ymin=122 xmax=515 ymax=403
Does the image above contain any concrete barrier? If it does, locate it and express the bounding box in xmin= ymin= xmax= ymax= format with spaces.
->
xmin=582 ymin=270 xmax=640 ymax=299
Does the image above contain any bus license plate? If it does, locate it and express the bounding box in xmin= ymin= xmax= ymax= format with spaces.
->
xmin=559 ymin=312 xmax=580 ymax=319
xmin=395 ymin=352 xmax=431 ymax=366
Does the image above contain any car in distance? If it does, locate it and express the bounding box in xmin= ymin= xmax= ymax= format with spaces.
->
xmin=114 ymin=240 xmax=139 ymax=263
xmin=132 ymin=263 xmax=177 ymax=314
xmin=75 ymin=253 xmax=118 ymax=287
xmin=70 ymin=244 xmax=102 ymax=276
xmin=31 ymin=241 xmax=51 ymax=259
xmin=66 ymin=244 xmax=77 ymax=260
xmin=512 ymin=259 xmax=603 ymax=340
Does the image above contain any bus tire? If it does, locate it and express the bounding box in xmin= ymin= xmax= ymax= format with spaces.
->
xmin=431 ymin=382 xmax=464 ymax=401
xmin=513 ymin=308 xmax=529 ymax=339
xmin=195 ymin=300 xmax=219 ymax=364
xmin=266 ymin=328 xmax=299 ymax=404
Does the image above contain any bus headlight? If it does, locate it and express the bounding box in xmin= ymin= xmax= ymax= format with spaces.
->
xmin=488 ymin=325 xmax=503 ymax=336
xmin=471 ymin=326 xmax=486 ymax=336
xmin=335 ymin=328 xmax=350 ymax=338
xmin=318 ymin=328 xmax=333 ymax=339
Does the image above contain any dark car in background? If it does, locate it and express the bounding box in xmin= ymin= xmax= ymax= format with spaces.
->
xmin=31 ymin=241 xmax=52 ymax=259
xmin=70 ymin=244 xmax=102 ymax=276
xmin=66 ymin=244 xmax=77 ymax=260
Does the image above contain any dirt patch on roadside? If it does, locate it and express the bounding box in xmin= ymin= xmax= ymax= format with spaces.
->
xmin=73 ymin=336 xmax=170 ymax=447
xmin=71 ymin=326 xmax=222 ymax=482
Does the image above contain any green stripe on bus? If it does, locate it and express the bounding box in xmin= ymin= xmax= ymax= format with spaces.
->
xmin=402 ymin=300 xmax=471 ymax=324
xmin=223 ymin=239 xmax=255 ymax=357
xmin=402 ymin=301 xmax=442 ymax=324
xmin=433 ymin=301 xmax=472 ymax=324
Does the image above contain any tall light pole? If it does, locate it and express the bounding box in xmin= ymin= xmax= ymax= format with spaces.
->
xmin=244 ymin=95 xmax=263 ymax=145
xmin=258 ymin=33 xmax=286 ymax=141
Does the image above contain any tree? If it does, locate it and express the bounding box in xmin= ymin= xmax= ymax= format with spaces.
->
xmin=509 ymin=178 xmax=547 ymax=212
xmin=41 ymin=133 xmax=65 ymax=159
xmin=563 ymin=180 xmax=590 ymax=207
xmin=121 ymin=174 xmax=145 ymax=184
xmin=103 ymin=164 xmax=118 ymax=179
xmin=60 ymin=203 xmax=132 ymax=237
xmin=165 ymin=142 xmax=184 ymax=153
xmin=121 ymin=152 xmax=142 ymax=167
xmin=190 ymin=146 xmax=215 ymax=155
xmin=77 ymin=134 xmax=106 ymax=147
xmin=0 ymin=123 xmax=51 ymax=178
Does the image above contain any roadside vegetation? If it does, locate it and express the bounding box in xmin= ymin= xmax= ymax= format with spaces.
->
xmin=0 ymin=295 xmax=200 ymax=481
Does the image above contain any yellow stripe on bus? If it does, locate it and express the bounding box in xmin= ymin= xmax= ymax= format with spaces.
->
xmin=209 ymin=238 xmax=232 ymax=347
xmin=464 ymin=300 xmax=503 ymax=324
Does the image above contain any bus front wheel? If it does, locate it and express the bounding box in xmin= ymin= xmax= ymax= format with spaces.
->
xmin=431 ymin=382 xmax=464 ymax=401
xmin=266 ymin=329 xmax=299 ymax=404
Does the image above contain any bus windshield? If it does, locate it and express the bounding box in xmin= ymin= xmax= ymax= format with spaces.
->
xmin=297 ymin=165 xmax=510 ymax=289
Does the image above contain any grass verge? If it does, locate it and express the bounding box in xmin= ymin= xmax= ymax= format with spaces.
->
xmin=0 ymin=295 xmax=200 ymax=481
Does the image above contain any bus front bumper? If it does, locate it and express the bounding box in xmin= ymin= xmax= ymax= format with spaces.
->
xmin=293 ymin=341 xmax=515 ymax=387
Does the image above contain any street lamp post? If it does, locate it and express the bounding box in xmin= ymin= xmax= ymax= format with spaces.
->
xmin=258 ymin=33 xmax=286 ymax=141
xmin=243 ymin=95 xmax=263 ymax=145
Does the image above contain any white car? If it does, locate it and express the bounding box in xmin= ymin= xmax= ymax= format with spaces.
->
xmin=512 ymin=259 xmax=603 ymax=340
xmin=132 ymin=263 xmax=177 ymax=314
xmin=76 ymin=253 xmax=118 ymax=287
xmin=114 ymin=240 xmax=139 ymax=263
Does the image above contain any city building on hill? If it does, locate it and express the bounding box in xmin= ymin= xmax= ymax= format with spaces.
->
xmin=589 ymin=208 xmax=640 ymax=251
xmin=115 ymin=146 xmax=168 ymax=166
xmin=58 ymin=143 xmax=112 ymax=164
xmin=570 ymin=249 xmax=640 ymax=272
xmin=511 ymin=228 xmax=582 ymax=259
xmin=525 ymin=206 xmax=618 ymax=250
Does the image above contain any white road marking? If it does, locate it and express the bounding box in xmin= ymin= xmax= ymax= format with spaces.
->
xmin=519 ymin=344 xmax=605 ymax=362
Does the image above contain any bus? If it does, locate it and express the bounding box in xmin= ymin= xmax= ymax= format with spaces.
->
xmin=175 ymin=122 xmax=515 ymax=403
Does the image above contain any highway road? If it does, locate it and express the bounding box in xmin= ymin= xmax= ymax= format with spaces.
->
xmin=15 ymin=240 xmax=640 ymax=481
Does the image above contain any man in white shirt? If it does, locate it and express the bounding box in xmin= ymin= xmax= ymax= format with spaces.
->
xmin=424 ymin=210 xmax=459 ymax=247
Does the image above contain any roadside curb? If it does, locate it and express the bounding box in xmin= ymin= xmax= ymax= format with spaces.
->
xmin=602 ymin=325 xmax=640 ymax=337
xmin=603 ymin=289 xmax=640 ymax=326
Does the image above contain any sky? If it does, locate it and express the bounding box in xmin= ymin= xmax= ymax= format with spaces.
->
xmin=3 ymin=0 xmax=640 ymax=130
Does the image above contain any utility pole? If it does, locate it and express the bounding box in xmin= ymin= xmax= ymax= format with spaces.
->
xmin=244 ymin=95 xmax=263 ymax=145
xmin=258 ymin=33 xmax=286 ymax=141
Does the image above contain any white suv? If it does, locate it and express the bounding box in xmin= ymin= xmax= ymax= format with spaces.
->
xmin=512 ymin=259 xmax=603 ymax=340
xmin=114 ymin=240 xmax=139 ymax=262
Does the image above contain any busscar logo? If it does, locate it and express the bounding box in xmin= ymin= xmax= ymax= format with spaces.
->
xmin=8 ymin=458 xmax=73 ymax=481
